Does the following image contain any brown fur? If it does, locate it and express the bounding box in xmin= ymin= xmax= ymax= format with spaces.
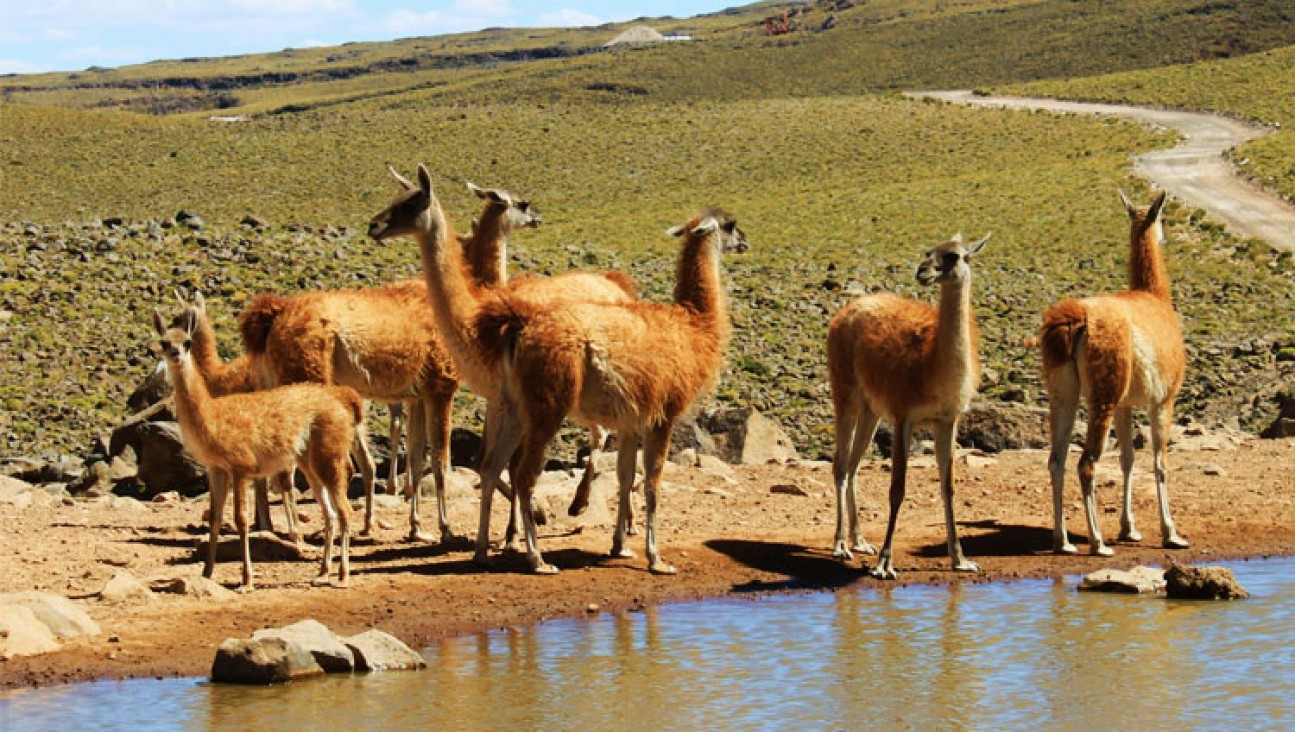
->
xmin=153 ymin=311 xmax=361 ymax=590
xmin=368 ymin=167 xmax=640 ymax=546
xmin=1040 ymin=191 xmax=1188 ymax=556
xmin=166 ymin=292 xmax=300 ymax=539
xmin=827 ymin=234 xmax=989 ymax=579
xmin=474 ymin=207 xmax=743 ymax=575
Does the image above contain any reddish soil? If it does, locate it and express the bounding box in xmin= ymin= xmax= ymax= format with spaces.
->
xmin=2 ymin=438 xmax=1292 ymax=690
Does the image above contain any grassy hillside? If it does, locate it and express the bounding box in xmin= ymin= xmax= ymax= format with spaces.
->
xmin=1005 ymin=44 xmax=1295 ymax=203
xmin=1 ymin=0 xmax=1293 ymax=462
xmin=4 ymin=0 xmax=1292 ymax=114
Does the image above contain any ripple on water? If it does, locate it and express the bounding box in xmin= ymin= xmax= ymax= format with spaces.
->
xmin=2 ymin=559 xmax=1292 ymax=731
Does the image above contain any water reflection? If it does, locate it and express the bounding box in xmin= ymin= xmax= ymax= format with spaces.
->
xmin=2 ymin=559 xmax=1292 ymax=731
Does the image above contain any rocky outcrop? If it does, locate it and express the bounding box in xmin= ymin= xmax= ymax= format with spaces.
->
xmin=697 ymin=407 xmax=800 ymax=465
xmin=958 ymin=402 xmax=1050 ymax=452
xmin=1164 ymin=564 xmax=1250 ymax=600
xmin=212 ymin=620 xmax=423 ymax=684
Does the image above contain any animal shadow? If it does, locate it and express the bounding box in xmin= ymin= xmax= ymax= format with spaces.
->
xmin=913 ymin=520 xmax=1065 ymax=558
xmin=705 ymin=539 xmax=863 ymax=592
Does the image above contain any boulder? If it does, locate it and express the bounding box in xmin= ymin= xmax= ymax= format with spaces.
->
xmin=98 ymin=571 xmax=156 ymax=603
xmin=0 ymin=474 xmax=33 ymax=504
xmin=696 ymin=407 xmax=800 ymax=465
xmin=1165 ymin=564 xmax=1250 ymax=600
xmin=958 ymin=401 xmax=1050 ymax=452
xmin=0 ymin=604 xmax=62 ymax=659
xmin=68 ymin=460 xmax=114 ymax=496
xmin=125 ymin=365 xmax=172 ymax=414
xmin=136 ymin=421 xmax=208 ymax=496
xmin=211 ymin=636 xmax=323 ymax=684
xmin=1078 ymin=566 xmax=1167 ymax=594
xmin=0 ymin=592 xmax=101 ymax=640
xmin=252 ymin=619 xmax=355 ymax=673
xmin=1261 ymin=391 xmax=1295 ymax=439
xmin=343 ymin=629 xmax=426 ymax=672
xmin=669 ymin=417 xmax=719 ymax=460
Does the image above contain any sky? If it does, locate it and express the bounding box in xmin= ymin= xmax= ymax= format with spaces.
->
xmin=0 ymin=1 xmax=740 ymax=75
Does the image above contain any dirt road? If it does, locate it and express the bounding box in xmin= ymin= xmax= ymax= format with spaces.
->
xmin=916 ymin=90 xmax=1295 ymax=252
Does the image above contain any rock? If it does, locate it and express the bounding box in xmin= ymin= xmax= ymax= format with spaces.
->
xmin=959 ymin=402 xmax=1050 ymax=452
xmin=962 ymin=452 xmax=999 ymax=469
xmin=99 ymin=570 xmax=155 ymax=603
xmin=343 ymin=629 xmax=426 ymax=672
xmin=696 ymin=454 xmax=736 ymax=482
xmin=770 ymin=483 xmax=810 ymax=497
xmin=0 ymin=605 xmax=62 ymax=659
xmin=0 ymin=591 xmax=101 ymax=640
xmin=1078 ymin=566 xmax=1167 ymax=594
xmin=150 ymin=575 xmax=237 ymax=600
xmin=1261 ymin=391 xmax=1295 ymax=439
xmin=125 ymin=364 xmax=172 ymax=414
xmin=211 ymin=636 xmax=323 ymax=684
xmin=449 ymin=427 xmax=482 ymax=468
xmin=136 ymin=421 xmax=208 ymax=496
xmin=696 ymin=407 xmax=800 ymax=465
xmin=1165 ymin=564 xmax=1250 ymax=600
xmin=1201 ymin=463 xmax=1226 ymax=476
xmin=252 ymin=619 xmax=355 ymax=673
xmin=669 ymin=417 xmax=719 ymax=459
xmin=0 ymin=474 xmax=33 ymax=503
xmin=176 ymin=210 xmax=204 ymax=230
xmin=68 ymin=460 xmax=114 ymax=496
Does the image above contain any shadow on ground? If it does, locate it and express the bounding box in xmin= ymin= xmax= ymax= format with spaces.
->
xmin=705 ymin=539 xmax=864 ymax=592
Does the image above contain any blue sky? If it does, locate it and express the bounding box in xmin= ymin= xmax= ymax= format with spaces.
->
xmin=0 ymin=1 xmax=739 ymax=75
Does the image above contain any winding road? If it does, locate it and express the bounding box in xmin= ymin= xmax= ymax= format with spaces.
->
xmin=915 ymin=90 xmax=1295 ymax=252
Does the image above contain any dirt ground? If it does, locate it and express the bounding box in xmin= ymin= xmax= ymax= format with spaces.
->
xmin=2 ymin=437 xmax=1292 ymax=690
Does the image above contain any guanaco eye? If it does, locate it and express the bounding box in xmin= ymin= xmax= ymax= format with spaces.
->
xmin=721 ymin=220 xmax=736 ymax=233
xmin=183 ymin=339 xmax=191 ymax=350
xmin=942 ymin=251 xmax=960 ymax=268
xmin=518 ymin=201 xmax=530 ymax=212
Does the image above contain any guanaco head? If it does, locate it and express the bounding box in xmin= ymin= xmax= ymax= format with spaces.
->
xmin=167 ymin=288 xmax=206 ymax=331
xmin=916 ymin=232 xmax=990 ymax=286
xmin=368 ymin=163 xmax=443 ymax=241
xmin=153 ymin=309 xmax=195 ymax=365
xmin=667 ymin=207 xmax=749 ymax=253
xmin=466 ymin=182 xmax=543 ymax=230
xmin=1120 ymin=189 xmax=1167 ymax=243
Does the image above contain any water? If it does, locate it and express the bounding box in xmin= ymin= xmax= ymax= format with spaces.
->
xmin=4 ymin=559 xmax=1293 ymax=731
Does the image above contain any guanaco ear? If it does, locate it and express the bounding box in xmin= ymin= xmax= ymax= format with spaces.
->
xmin=690 ymin=218 xmax=720 ymax=237
xmin=1119 ymin=189 xmax=1137 ymax=219
xmin=153 ymin=310 xmax=167 ymax=337
xmin=666 ymin=223 xmax=687 ymax=237
xmin=467 ymin=182 xmax=506 ymax=204
xmin=173 ymin=288 xmax=188 ymax=306
xmin=388 ymin=165 xmax=415 ymax=191
xmin=416 ymin=164 xmax=434 ymax=195
xmin=950 ymin=232 xmax=963 ymax=244
xmin=968 ymin=232 xmax=991 ymax=256
xmin=192 ymin=290 xmax=206 ymax=313
xmin=1147 ymin=191 xmax=1167 ymax=222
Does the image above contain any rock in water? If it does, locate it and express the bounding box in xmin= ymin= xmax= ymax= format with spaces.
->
xmin=1078 ymin=566 xmax=1167 ymax=594
xmin=252 ymin=619 xmax=355 ymax=673
xmin=211 ymin=637 xmax=324 ymax=684
xmin=344 ymin=629 xmax=427 ymax=672
xmin=1164 ymin=564 xmax=1250 ymax=600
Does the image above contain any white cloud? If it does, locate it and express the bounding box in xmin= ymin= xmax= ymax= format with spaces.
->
xmin=537 ymin=9 xmax=602 ymax=27
xmin=0 ymin=58 xmax=48 ymax=75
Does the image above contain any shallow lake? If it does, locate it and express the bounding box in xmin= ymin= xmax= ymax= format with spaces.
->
xmin=3 ymin=558 xmax=1293 ymax=730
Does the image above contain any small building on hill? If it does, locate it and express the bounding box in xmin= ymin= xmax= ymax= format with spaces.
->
xmin=604 ymin=26 xmax=667 ymax=47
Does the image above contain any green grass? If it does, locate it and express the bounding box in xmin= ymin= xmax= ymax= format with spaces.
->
xmin=1 ymin=0 xmax=1293 ymax=461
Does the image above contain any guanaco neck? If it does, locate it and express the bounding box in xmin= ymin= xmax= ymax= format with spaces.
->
xmin=166 ymin=353 xmax=216 ymax=449
xmin=1127 ymin=219 xmax=1171 ymax=300
xmin=673 ymin=233 xmax=727 ymax=334
xmin=934 ymin=276 xmax=978 ymax=383
xmin=463 ymin=202 xmax=510 ymax=288
xmin=414 ymin=205 xmax=494 ymax=383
